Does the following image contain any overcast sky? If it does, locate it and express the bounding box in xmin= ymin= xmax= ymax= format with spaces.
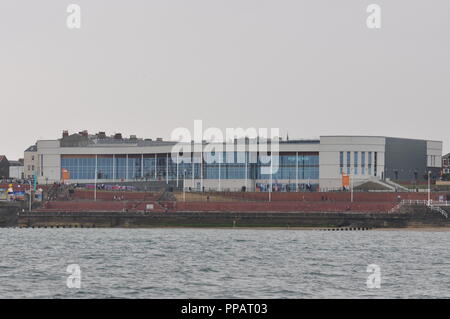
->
xmin=1 ymin=0 xmax=449 ymax=159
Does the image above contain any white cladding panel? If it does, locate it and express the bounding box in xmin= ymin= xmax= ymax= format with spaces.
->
xmin=9 ymin=166 xmax=24 ymax=179
xmin=36 ymin=140 xmax=61 ymax=183
xmin=38 ymin=154 xmax=61 ymax=183
xmin=427 ymin=140 xmax=443 ymax=168
xmin=37 ymin=143 xmax=319 ymax=156
xmin=319 ymin=136 xmax=386 ymax=190
xmin=24 ymin=150 xmax=38 ymax=178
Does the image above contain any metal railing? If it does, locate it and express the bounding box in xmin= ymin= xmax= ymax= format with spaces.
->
xmin=398 ymin=199 xmax=448 ymax=218
xmin=429 ymin=206 xmax=449 ymax=219
xmin=399 ymin=199 xmax=428 ymax=205
xmin=399 ymin=199 xmax=450 ymax=206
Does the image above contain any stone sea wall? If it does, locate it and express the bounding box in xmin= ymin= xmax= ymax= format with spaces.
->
xmin=0 ymin=205 xmax=447 ymax=228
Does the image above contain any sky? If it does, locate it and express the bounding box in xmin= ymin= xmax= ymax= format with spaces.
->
xmin=1 ymin=0 xmax=449 ymax=159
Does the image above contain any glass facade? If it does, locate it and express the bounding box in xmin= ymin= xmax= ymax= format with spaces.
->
xmin=203 ymin=152 xmax=248 ymax=180
xmin=143 ymin=155 xmax=156 ymax=179
xmin=258 ymin=154 xmax=319 ymax=180
xmin=114 ymin=156 xmax=126 ymax=179
xmin=97 ymin=156 xmax=112 ymax=179
xmin=61 ymin=152 xmax=320 ymax=181
xmin=61 ymin=156 xmax=96 ymax=180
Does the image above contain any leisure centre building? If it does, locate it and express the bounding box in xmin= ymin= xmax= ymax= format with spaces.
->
xmin=27 ymin=131 xmax=443 ymax=192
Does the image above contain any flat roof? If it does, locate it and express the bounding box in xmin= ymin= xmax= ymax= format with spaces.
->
xmin=320 ymin=135 xmax=442 ymax=143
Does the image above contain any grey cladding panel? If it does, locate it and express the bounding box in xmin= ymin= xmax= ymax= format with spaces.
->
xmin=385 ymin=138 xmax=427 ymax=181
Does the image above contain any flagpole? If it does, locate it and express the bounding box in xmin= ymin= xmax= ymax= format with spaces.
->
xmin=269 ymin=154 xmax=273 ymax=202
xmin=94 ymin=154 xmax=97 ymax=201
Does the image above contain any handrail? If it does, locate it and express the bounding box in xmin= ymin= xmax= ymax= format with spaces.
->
xmin=399 ymin=199 xmax=449 ymax=218
xmin=400 ymin=199 xmax=450 ymax=206
xmin=429 ymin=206 xmax=448 ymax=218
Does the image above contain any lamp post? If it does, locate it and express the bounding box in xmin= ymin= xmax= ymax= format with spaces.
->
xmin=350 ymin=172 xmax=354 ymax=203
xmin=94 ymin=154 xmax=98 ymax=201
xmin=27 ymin=180 xmax=33 ymax=212
xmin=183 ymin=169 xmax=187 ymax=202
xmin=428 ymin=170 xmax=431 ymax=206
xmin=269 ymin=154 xmax=273 ymax=202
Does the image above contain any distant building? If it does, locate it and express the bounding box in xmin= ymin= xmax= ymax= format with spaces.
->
xmin=24 ymin=144 xmax=38 ymax=179
xmin=29 ymin=130 xmax=443 ymax=191
xmin=442 ymin=153 xmax=450 ymax=175
xmin=0 ymin=155 xmax=9 ymax=179
xmin=9 ymin=159 xmax=24 ymax=179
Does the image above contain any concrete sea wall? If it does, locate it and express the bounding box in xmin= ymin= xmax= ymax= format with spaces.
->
xmin=0 ymin=205 xmax=20 ymax=227
xmin=1 ymin=205 xmax=448 ymax=229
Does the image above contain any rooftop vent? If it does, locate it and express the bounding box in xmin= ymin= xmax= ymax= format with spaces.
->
xmin=156 ymin=137 xmax=163 ymax=142
xmin=130 ymin=135 xmax=137 ymax=140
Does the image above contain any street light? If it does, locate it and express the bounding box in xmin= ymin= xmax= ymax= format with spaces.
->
xmin=350 ymin=171 xmax=354 ymax=203
xmin=26 ymin=180 xmax=33 ymax=212
xmin=94 ymin=154 xmax=98 ymax=201
xmin=183 ymin=169 xmax=187 ymax=202
xmin=269 ymin=154 xmax=273 ymax=202
xmin=428 ymin=170 xmax=431 ymax=206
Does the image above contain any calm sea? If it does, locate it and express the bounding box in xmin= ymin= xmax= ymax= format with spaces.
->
xmin=0 ymin=228 xmax=449 ymax=298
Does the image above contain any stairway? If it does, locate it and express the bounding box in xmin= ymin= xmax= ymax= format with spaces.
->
xmin=363 ymin=177 xmax=396 ymax=191
xmin=429 ymin=205 xmax=449 ymax=218
xmin=383 ymin=178 xmax=410 ymax=192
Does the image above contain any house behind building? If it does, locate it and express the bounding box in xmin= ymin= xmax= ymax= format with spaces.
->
xmin=0 ymin=156 xmax=9 ymax=179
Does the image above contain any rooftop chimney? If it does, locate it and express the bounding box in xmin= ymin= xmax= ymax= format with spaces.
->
xmin=62 ymin=130 xmax=69 ymax=138
xmin=79 ymin=130 xmax=88 ymax=137
xmin=114 ymin=133 xmax=123 ymax=140
xmin=97 ymin=131 xmax=106 ymax=139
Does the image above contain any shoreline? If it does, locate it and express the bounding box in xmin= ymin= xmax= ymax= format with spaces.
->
xmin=3 ymin=225 xmax=450 ymax=231
xmin=2 ymin=204 xmax=450 ymax=229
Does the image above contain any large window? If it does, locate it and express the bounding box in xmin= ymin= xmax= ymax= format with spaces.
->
xmin=374 ymin=152 xmax=378 ymax=176
xmin=127 ymin=156 xmax=142 ymax=179
xmin=115 ymin=156 xmax=127 ymax=179
xmin=61 ymin=152 xmax=320 ymax=181
xmin=258 ymin=153 xmax=319 ymax=180
xmin=97 ymin=156 xmax=113 ymax=179
xmin=143 ymin=155 xmax=156 ymax=179
xmin=361 ymin=152 xmax=366 ymax=175
xmin=354 ymin=152 xmax=358 ymax=175
xmin=346 ymin=152 xmax=351 ymax=174
xmin=206 ymin=152 xmax=247 ymax=179
xmin=61 ymin=156 xmax=96 ymax=180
